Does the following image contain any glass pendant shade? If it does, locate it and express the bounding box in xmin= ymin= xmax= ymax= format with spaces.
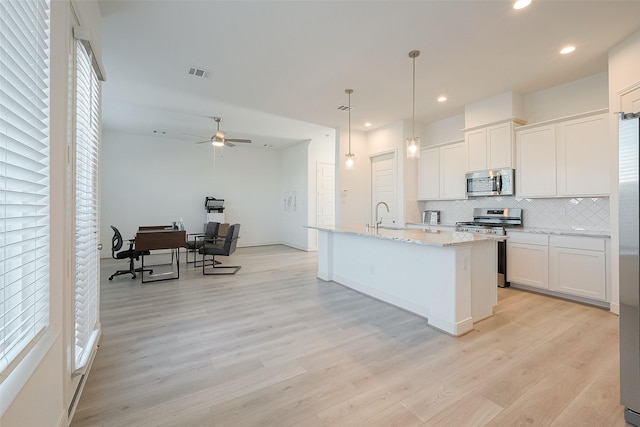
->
xmin=345 ymin=153 xmax=355 ymax=169
xmin=406 ymin=136 xmax=420 ymax=159
xmin=407 ymin=50 xmax=421 ymax=160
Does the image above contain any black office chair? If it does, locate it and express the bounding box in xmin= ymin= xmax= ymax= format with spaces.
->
xmin=185 ymin=222 xmax=219 ymax=265
xmin=199 ymin=223 xmax=241 ymax=275
xmin=108 ymin=225 xmax=152 ymax=280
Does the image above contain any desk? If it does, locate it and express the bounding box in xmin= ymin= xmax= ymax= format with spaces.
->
xmin=135 ymin=229 xmax=187 ymax=283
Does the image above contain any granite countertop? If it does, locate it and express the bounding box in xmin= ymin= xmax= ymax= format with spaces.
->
xmin=308 ymin=225 xmax=506 ymax=247
xmin=508 ymin=227 xmax=611 ymax=238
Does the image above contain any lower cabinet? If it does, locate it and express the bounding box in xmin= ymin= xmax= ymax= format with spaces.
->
xmin=549 ymin=235 xmax=607 ymax=300
xmin=507 ymin=232 xmax=549 ymax=289
xmin=507 ymin=232 xmax=609 ymax=302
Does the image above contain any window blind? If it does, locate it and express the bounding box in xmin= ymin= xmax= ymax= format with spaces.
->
xmin=0 ymin=0 xmax=51 ymax=378
xmin=73 ymin=40 xmax=100 ymax=373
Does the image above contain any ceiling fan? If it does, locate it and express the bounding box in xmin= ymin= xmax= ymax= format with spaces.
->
xmin=194 ymin=117 xmax=252 ymax=147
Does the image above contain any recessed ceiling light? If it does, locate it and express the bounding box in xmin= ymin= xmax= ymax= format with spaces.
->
xmin=364 ymin=122 xmax=372 ymax=127
xmin=560 ymin=46 xmax=576 ymax=55
xmin=513 ymin=0 xmax=531 ymax=10
xmin=437 ymin=96 xmax=447 ymax=102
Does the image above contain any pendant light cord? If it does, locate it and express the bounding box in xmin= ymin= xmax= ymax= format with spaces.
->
xmin=346 ymin=88 xmax=353 ymax=156
xmin=409 ymin=50 xmax=420 ymax=140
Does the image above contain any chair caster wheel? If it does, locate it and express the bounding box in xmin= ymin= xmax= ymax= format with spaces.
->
xmin=132 ymin=274 xmax=136 ymax=279
xmin=109 ymin=277 xmax=113 ymax=280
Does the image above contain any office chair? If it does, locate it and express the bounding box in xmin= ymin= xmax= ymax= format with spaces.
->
xmin=199 ymin=223 xmax=241 ymax=275
xmin=185 ymin=221 xmax=219 ymax=265
xmin=108 ymin=225 xmax=152 ymax=280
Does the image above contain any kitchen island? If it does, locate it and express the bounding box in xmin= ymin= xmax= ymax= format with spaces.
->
xmin=309 ymin=225 xmax=506 ymax=336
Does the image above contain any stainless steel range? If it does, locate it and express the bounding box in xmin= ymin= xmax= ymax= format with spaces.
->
xmin=456 ymin=208 xmax=523 ymax=287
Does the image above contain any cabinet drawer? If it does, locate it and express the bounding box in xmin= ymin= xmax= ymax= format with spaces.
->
xmin=507 ymin=232 xmax=549 ymax=246
xmin=549 ymin=235 xmax=605 ymax=251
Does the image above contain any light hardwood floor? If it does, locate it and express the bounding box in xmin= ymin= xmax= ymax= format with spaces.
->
xmin=71 ymin=245 xmax=626 ymax=426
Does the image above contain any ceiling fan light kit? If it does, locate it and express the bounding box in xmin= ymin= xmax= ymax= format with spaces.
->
xmin=194 ymin=116 xmax=252 ymax=148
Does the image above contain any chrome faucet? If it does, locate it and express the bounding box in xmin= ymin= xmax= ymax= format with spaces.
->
xmin=375 ymin=201 xmax=390 ymax=230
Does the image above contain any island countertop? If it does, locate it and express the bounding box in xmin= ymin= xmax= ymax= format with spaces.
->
xmin=308 ymin=225 xmax=506 ymax=247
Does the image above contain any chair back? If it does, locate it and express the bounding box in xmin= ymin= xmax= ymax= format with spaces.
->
xmin=204 ymin=221 xmax=220 ymax=239
xmin=224 ymin=224 xmax=241 ymax=256
xmin=110 ymin=225 xmax=124 ymax=255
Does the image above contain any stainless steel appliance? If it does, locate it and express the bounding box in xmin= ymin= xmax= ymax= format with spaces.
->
xmin=456 ymin=208 xmax=523 ymax=287
xmin=465 ymin=168 xmax=515 ymax=197
xmin=422 ymin=210 xmax=440 ymax=224
xmin=619 ymin=112 xmax=640 ymax=427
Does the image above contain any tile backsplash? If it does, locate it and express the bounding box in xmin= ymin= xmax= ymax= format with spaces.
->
xmin=420 ymin=196 xmax=610 ymax=231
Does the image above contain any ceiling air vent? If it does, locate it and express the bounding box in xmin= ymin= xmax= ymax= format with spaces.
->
xmin=188 ymin=66 xmax=212 ymax=79
xmin=337 ymin=105 xmax=353 ymax=111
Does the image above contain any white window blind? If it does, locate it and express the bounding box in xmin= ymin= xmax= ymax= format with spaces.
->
xmin=0 ymin=0 xmax=51 ymax=379
xmin=74 ymin=39 xmax=100 ymax=373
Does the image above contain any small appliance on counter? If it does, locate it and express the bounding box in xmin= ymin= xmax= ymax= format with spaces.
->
xmin=455 ymin=208 xmax=523 ymax=287
xmin=422 ymin=210 xmax=440 ymax=225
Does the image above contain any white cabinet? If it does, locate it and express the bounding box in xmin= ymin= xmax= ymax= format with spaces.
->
xmin=507 ymin=232 xmax=549 ymax=289
xmin=620 ymin=85 xmax=640 ymax=113
xmin=549 ymin=235 xmax=607 ymax=301
xmin=508 ymin=231 xmax=609 ymax=302
xmin=440 ymin=143 xmax=467 ymax=199
xmin=515 ymin=111 xmax=610 ymax=198
xmin=516 ymin=125 xmax=557 ymax=197
xmin=465 ymin=121 xmax=518 ymax=172
xmin=418 ymin=141 xmax=466 ymax=200
xmin=556 ymin=114 xmax=610 ymax=196
xmin=417 ymin=148 xmax=439 ymax=200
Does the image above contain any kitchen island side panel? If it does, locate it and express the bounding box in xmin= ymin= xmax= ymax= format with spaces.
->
xmin=314 ymin=228 xmax=498 ymax=336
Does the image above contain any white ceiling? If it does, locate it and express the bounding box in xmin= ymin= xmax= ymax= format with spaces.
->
xmin=98 ymin=0 xmax=640 ymax=149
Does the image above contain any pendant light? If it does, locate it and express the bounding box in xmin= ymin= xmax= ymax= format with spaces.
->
xmin=345 ymin=89 xmax=355 ymax=169
xmin=406 ymin=50 xmax=421 ymax=159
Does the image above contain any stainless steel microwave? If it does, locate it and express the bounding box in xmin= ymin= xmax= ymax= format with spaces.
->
xmin=465 ymin=168 xmax=514 ymax=197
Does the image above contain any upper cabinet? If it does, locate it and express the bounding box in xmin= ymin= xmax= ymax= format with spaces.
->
xmin=515 ymin=111 xmax=610 ymax=198
xmin=418 ymin=141 xmax=466 ymax=200
xmin=465 ymin=120 xmax=522 ymax=172
xmin=516 ymin=125 xmax=557 ymax=197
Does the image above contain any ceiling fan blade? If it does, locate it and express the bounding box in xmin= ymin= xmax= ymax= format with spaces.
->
xmin=194 ymin=140 xmax=212 ymax=144
xmin=225 ymin=138 xmax=252 ymax=143
xmin=224 ymin=141 xmax=236 ymax=147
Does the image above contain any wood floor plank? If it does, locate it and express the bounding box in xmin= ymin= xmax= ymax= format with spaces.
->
xmin=71 ymin=245 xmax=625 ymax=426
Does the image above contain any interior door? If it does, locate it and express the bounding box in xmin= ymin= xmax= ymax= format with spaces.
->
xmin=371 ymin=151 xmax=397 ymax=226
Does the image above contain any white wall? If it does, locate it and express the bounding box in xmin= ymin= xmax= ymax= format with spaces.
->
xmin=608 ymin=29 xmax=640 ymax=314
xmin=100 ymin=131 xmax=283 ymax=252
xmin=1 ymin=1 xmax=102 ymax=426
xmin=336 ymin=127 xmax=368 ymax=226
xmin=424 ymin=113 xmax=465 ymax=146
xmin=522 ymin=72 xmax=609 ymax=123
xmin=307 ymin=132 xmax=336 ymax=250
xmin=280 ymin=141 xmax=311 ymax=250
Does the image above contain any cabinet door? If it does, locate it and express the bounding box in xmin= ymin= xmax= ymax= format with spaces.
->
xmin=487 ymin=122 xmax=513 ymax=169
xmin=507 ymin=242 xmax=549 ymax=289
xmin=516 ymin=125 xmax=557 ymax=197
xmin=440 ymin=143 xmax=467 ymax=199
xmin=556 ymin=113 xmax=609 ymax=196
xmin=418 ymin=148 xmax=440 ymax=200
xmin=620 ymin=85 xmax=640 ymax=113
xmin=466 ymin=128 xmax=487 ymax=172
xmin=549 ymin=247 xmax=606 ymax=300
